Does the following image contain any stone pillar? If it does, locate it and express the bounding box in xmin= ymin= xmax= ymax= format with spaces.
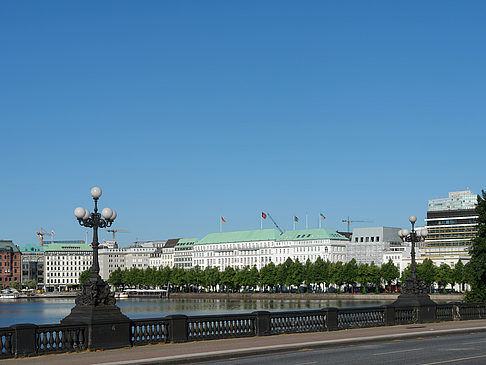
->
xmin=10 ymin=324 xmax=37 ymax=357
xmin=252 ymin=311 xmax=271 ymax=336
xmin=384 ymin=305 xmax=396 ymax=326
xmin=166 ymin=315 xmax=188 ymax=343
xmin=326 ymin=307 xmax=339 ymax=331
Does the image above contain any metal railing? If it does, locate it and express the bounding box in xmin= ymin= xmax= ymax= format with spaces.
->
xmin=1 ymin=302 xmax=486 ymax=359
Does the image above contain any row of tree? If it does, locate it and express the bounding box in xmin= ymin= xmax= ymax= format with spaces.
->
xmin=99 ymin=257 xmax=470 ymax=294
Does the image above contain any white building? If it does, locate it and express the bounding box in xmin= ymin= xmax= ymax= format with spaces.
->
xmin=99 ymin=246 xmax=158 ymax=280
xmin=44 ymin=242 xmax=92 ymax=291
xmin=348 ymin=227 xmax=404 ymax=266
xmin=174 ymin=238 xmax=197 ymax=269
xmin=193 ymin=228 xmax=349 ymax=270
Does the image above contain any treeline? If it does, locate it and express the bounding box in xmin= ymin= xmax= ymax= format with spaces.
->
xmin=103 ymin=257 xmax=470 ymax=294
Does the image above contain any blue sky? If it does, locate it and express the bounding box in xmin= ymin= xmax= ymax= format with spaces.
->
xmin=1 ymin=1 xmax=485 ymax=247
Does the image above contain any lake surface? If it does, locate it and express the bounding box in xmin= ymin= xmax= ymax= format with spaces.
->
xmin=0 ymin=297 xmax=391 ymax=327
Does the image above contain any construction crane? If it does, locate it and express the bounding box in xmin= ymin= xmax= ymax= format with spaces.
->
xmin=266 ymin=213 xmax=284 ymax=234
xmin=341 ymin=217 xmax=372 ymax=233
xmin=106 ymin=229 xmax=129 ymax=248
xmin=36 ymin=228 xmax=52 ymax=247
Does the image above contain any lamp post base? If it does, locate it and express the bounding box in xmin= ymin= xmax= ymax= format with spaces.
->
xmin=62 ymin=304 xmax=131 ymax=350
xmin=393 ymin=293 xmax=436 ymax=323
xmin=61 ymin=276 xmax=131 ymax=350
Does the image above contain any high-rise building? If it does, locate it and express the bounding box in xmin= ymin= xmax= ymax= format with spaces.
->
xmin=421 ymin=190 xmax=478 ymax=267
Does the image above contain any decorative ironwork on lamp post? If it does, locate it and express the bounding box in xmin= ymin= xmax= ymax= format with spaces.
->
xmin=398 ymin=215 xmax=428 ymax=294
xmin=73 ymin=186 xmax=117 ymax=306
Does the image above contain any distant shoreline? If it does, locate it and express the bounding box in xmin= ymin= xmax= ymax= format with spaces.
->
xmin=168 ymin=292 xmax=464 ymax=302
xmin=12 ymin=292 xmax=464 ymax=302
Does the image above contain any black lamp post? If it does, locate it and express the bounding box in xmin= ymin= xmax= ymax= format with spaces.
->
xmin=393 ymin=215 xmax=436 ymax=322
xmin=62 ymin=186 xmax=130 ymax=350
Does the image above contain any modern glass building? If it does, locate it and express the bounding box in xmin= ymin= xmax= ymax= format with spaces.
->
xmin=422 ymin=190 xmax=478 ymax=265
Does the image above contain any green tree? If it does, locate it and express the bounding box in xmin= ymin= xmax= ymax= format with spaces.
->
xmin=277 ymin=258 xmax=294 ymax=287
xmin=343 ymin=259 xmax=358 ymax=292
xmin=369 ymin=262 xmax=382 ymax=293
xmin=8 ymin=281 xmax=21 ymax=290
xmin=417 ymin=259 xmax=436 ymax=293
xmin=453 ymin=259 xmax=465 ymax=292
xmin=465 ymin=190 xmax=486 ymax=302
xmin=436 ymin=263 xmax=452 ymax=293
xmin=331 ymin=261 xmax=344 ymax=293
xmin=381 ymin=259 xmax=400 ymax=289
xmin=357 ymin=263 xmax=370 ymax=293
xmin=79 ymin=269 xmax=92 ymax=285
xmin=25 ymin=280 xmax=37 ymax=289
xmin=220 ymin=266 xmax=236 ymax=292
xmin=289 ymin=260 xmax=304 ymax=288
xmin=108 ymin=268 xmax=124 ymax=289
xmin=259 ymin=262 xmax=277 ymax=291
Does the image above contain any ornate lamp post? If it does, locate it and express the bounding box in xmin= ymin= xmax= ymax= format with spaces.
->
xmin=398 ymin=215 xmax=428 ymax=295
xmin=62 ymin=187 xmax=130 ymax=350
xmin=393 ymin=215 xmax=436 ymax=322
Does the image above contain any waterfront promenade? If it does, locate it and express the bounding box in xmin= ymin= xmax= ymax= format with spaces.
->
xmin=2 ymin=319 xmax=486 ymax=365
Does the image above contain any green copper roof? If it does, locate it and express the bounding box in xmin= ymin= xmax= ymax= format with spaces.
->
xmin=176 ymin=238 xmax=198 ymax=247
xmin=277 ymin=228 xmax=348 ymax=241
xmin=0 ymin=240 xmax=21 ymax=252
xmin=45 ymin=243 xmax=93 ymax=252
xmin=196 ymin=229 xmax=280 ymax=245
xmin=20 ymin=244 xmax=45 ymax=253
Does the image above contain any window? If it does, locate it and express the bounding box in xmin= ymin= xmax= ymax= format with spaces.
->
xmin=360 ymin=237 xmax=363 ymax=242
xmin=376 ymin=236 xmax=380 ymax=242
xmin=365 ymin=237 xmax=369 ymax=242
xmin=371 ymin=237 xmax=374 ymax=242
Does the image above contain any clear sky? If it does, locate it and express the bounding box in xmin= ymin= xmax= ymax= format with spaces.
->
xmin=1 ymin=1 xmax=485 ymax=247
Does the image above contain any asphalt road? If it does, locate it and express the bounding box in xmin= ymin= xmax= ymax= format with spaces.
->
xmin=198 ymin=331 xmax=486 ymax=365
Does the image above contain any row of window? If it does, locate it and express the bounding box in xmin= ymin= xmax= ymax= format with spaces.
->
xmin=354 ymin=236 xmax=380 ymax=243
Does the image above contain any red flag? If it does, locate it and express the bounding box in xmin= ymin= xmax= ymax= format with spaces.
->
xmin=262 ymin=212 xmax=267 ymax=219
xmin=221 ymin=217 xmax=227 ymax=223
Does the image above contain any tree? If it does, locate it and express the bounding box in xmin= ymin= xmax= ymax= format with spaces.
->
xmin=108 ymin=268 xmax=124 ymax=290
xmin=343 ymin=259 xmax=358 ymax=292
xmin=25 ymin=280 xmax=37 ymax=290
xmin=417 ymin=259 xmax=436 ymax=293
xmin=79 ymin=269 xmax=92 ymax=285
xmin=357 ymin=263 xmax=370 ymax=293
xmin=436 ymin=263 xmax=452 ymax=293
xmin=453 ymin=259 xmax=465 ymax=292
xmin=259 ymin=262 xmax=277 ymax=291
xmin=8 ymin=281 xmax=21 ymax=290
xmin=465 ymin=190 xmax=486 ymax=302
xmin=368 ymin=262 xmax=382 ymax=293
xmin=381 ymin=259 xmax=400 ymax=289
xmin=331 ymin=261 xmax=345 ymax=293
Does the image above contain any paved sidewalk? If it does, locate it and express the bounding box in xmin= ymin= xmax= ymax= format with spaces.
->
xmin=3 ymin=320 xmax=486 ymax=365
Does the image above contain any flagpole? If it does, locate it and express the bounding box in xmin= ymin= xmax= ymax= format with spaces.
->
xmin=293 ymin=217 xmax=295 ymax=231
xmin=220 ymin=217 xmax=222 ymax=233
xmin=260 ymin=214 xmax=263 ymax=230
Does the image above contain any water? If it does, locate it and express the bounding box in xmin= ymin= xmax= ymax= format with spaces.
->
xmin=0 ymin=297 xmax=390 ymax=328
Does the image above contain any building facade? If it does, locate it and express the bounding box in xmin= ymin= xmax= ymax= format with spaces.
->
xmin=421 ymin=190 xmax=478 ymax=267
xmin=193 ymin=228 xmax=349 ymax=270
xmin=0 ymin=240 xmax=21 ymax=288
xmin=174 ymin=238 xmax=197 ymax=269
xmin=44 ymin=242 xmax=92 ymax=291
xmin=20 ymin=244 xmax=45 ymax=286
xmin=99 ymin=246 xmax=159 ymax=280
xmin=347 ymin=227 xmax=404 ymax=266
